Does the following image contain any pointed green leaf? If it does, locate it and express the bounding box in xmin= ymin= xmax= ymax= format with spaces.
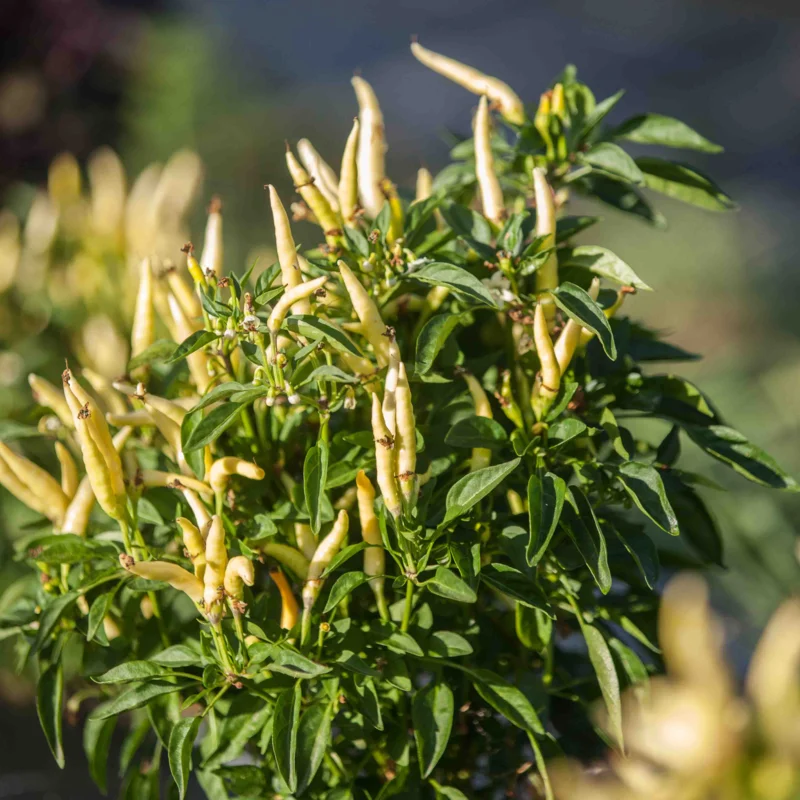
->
xmin=617 ymin=461 xmax=679 ymax=534
xmin=297 ymin=701 xmax=334 ymax=794
xmin=83 ymin=716 xmax=116 ymax=792
xmin=37 ymin=661 xmax=65 ymax=768
xmin=413 ymin=682 xmax=454 ymax=778
xmin=445 ymin=416 xmax=508 ymax=449
xmin=426 ymin=567 xmax=477 ymax=603
xmin=583 ymin=625 xmax=623 ymax=750
xmin=323 ymin=571 xmax=371 ymax=613
xmin=614 ymin=113 xmax=722 ymax=153
xmin=563 ymin=488 xmax=611 ymax=593
xmin=183 ymin=402 xmax=244 ymax=452
xmin=303 ymin=440 xmax=329 ymax=535
xmin=466 ymin=667 xmax=544 ymax=734
xmin=481 ymin=563 xmax=551 ymax=613
xmin=286 ymin=315 xmax=363 ymax=357
xmin=169 ymin=715 xmax=202 ymax=799
xmin=527 ymin=472 xmax=566 ymax=565
xmin=273 ymin=682 xmax=302 ymax=793
xmin=583 ymin=142 xmax=643 ymax=185
xmin=637 ymin=157 xmax=736 ymax=211
xmin=415 ymin=313 xmax=464 ymax=374
xmin=443 ymin=458 xmax=521 ymax=525
xmin=167 ymin=331 xmax=220 ymax=364
xmin=89 ymin=681 xmax=185 ymax=720
xmin=412 ymin=263 xmax=498 ymax=308
xmin=559 ymin=246 xmax=652 ymax=291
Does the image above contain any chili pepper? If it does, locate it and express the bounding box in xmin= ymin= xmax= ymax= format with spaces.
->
xmin=269 ymin=567 xmax=300 ymax=630
xmin=167 ymin=293 xmax=212 ymax=393
xmin=113 ymin=382 xmax=187 ymax=427
xmin=166 ymin=265 xmax=202 ymax=321
xmin=551 ymin=83 xmax=566 ymax=119
xmin=379 ymin=178 xmax=404 ymax=244
xmin=395 ymin=362 xmax=417 ymax=504
xmin=181 ymin=488 xmax=212 ymax=531
xmin=356 ymin=470 xmax=388 ymax=620
xmin=200 ymin=196 xmax=224 ymax=275
xmin=61 ymin=427 xmax=131 ymax=536
xmin=140 ymin=470 xmax=212 ymax=496
xmin=203 ymin=515 xmax=227 ymax=617
xmin=55 ymin=442 xmax=78 ymax=499
xmin=302 ymin=509 xmax=349 ymax=615
xmin=474 ymin=95 xmax=505 ymax=226
xmin=106 ymin=410 xmax=154 ymax=427
xmin=151 ymin=271 xmax=180 ymax=341
xmin=28 ymin=374 xmax=73 ymax=428
xmin=534 ymin=93 xmax=554 ymax=161
xmin=531 ymin=302 xmax=561 ymax=420
xmin=131 ymin=257 xmax=154 ymax=363
xmin=177 ymin=516 xmax=207 ymax=581
xmin=119 ymin=554 xmax=204 ymax=605
xmin=183 ymin=242 xmax=207 ymax=288
xmin=285 ymin=147 xmax=341 ymax=240
xmin=351 ymin=76 xmax=387 ymax=219
xmin=555 ymin=278 xmax=600 ymax=372
xmin=294 ymin=522 xmax=317 ymax=561
xmin=267 ymin=275 xmax=328 ymax=335
xmin=268 ymin=185 xmax=308 ymax=312
xmin=261 ymin=542 xmax=310 ymax=581
xmin=533 ymin=167 xmax=559 ymax=326
xmin=496 ymin=369 xmax=524 ymax=429
xmin=463 ymin=372 xmax=493 ymax=471
xmin=416 ymin=167 xmax=433 ymax=202
xmin=507 ymin=489 xmax=525 ymax=515
xmin=82 ymin=369 xmax=127 ymax=417
xmin=410 ymin=41 xmax=525 ymax=125
xmin=338 ymin=118 xmax=360 ymax=225
xmin=579 ymin=286 xmax=634 ymax=346
xmin=337 ymin=261 xmax=390 ymax=367
xmin=382 ymin=333 xmax=401 ymax=435
xmin=0 ymin=442 xmax=69 ymax=524
xmin=208 ymin=457 xmax=265 ymax=495
xmin=224 ymin=556 xmax=254 ymax=604
xmin=371 ymin=393 xmax=402 ymax=518
xmin=334 ymin=484 xmax=358 ymax=511
xmin=297 ymin=139 xmax=340 ymax=212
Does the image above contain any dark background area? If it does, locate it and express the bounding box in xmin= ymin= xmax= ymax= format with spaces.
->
xmin=1 ymin=0 xmax=798 ymax=796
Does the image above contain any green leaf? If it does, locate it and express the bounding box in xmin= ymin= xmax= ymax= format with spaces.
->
xmin=374 ymin=626 xmax=425 ymax=657
xmin=89 ymin=681 xmax=185 ymax=720
xmin=617 ymin=462 xmax=679 ymax=534
xmin=580 ymin=89 xmax=625 ymax=140
xmin=297 ymin=701 xmax=334 ymax=794
xmin=427 ymin=630 xmax=473 ymax=658
xmin=583 ymin=625 xmax=624 ymax=750
xmin=607 ymin=520 xmax=659 ymax=589
xmin=303 ymin=440 xmax=329 ymax=535
xmin=189 ymin=381 xmax=248 ymax=413
xmin=151 ymin=644 xmax=203 ymax=667
xmin=303 ymin=365 xmax=358 ymax=385
xmin=273 ymin=682 xmax=302 ymax=794
xmin=600 ymin=407 xmax=630 ymax=459
xmin=556 ymin=215 xmax=600 ymax=243
xmin=167 ymin=330 xmax=219 ymax=364
xmin=637 ymin=157 xmax=736 ymax=211
xmin=685 ymin=424 xmax=797 ymax=490
xmin=323 ymin=571 xmax=372 ymax=613
xmin=481 ymin=563 xmax=551 ymax=612
xmin=584 ymin=175 xmax=667 ymax=228
xmin=183 ymin=402 xmax=244 ymax=452
xmin=37 ymin=661 xmax=65 ymax=768
xmin=445 ymin=416 xmax=507 ymax=449
xmin=467 ymin=667 xmax=544 ymax=734
xmin=426 ymin=567 xmax=477 ymax=603
xmin=443 ymin=458 xmax=520 ymax=525
xmin=169 ymin=716 xmax=202 ymax=799
xmin=608 ymin=638 xmax=650 ymax=695
xmin=413 ymin=682 xmax=454 ymax=778
xmin=665 ymin=479 xmax=723 ymax=565
xmin=214 ymin=765 xmax=268 ymax=795
xmin=614 ymin=113 xmax=723 ymax=153
xmin=351 ymin=676 xmax=383 ymax=730
xmin=563 ymin=488 xmax=611 ymax=594
xmin=127 ymin=339 xmax=176 ymax=371
xmin=286 ymin=315 xmax=363 ymax=357
xmin=527 ymin=473 xmax=566 ymax=566
xmin=94 ymin=660 xmax=177 ymax=684
xmin=583 ymin=142 xmax=643 ymax=185
xmin=31 ymin=590 xmax=80 ymax=656
xmin=551 ymin=283 xmax=614 ymax=360
xmin=83 ymin=716 xmax=116 ymax=792
xmin=441 ymin=204 xmax=493 ymax=245
xmin=559 ymin=246 xmax=652 ymax=291
xmin=320 ymin=541 xmax=372 ymax=578
xmin=415 ymin=313 xmax=464 ymax=375
xmin=270 ymin=648 xmax=332 ymax=679
xmin=412 ymin=263 xmax=498 ymax=308
xmin=515 ymin=603 xmax=553 ymax=652
xmin=548 ymin=417 xmax=589 ymax=449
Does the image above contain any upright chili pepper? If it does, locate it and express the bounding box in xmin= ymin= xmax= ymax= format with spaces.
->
xmin=203 ymin=515 xmax=227 ymax=620
xmin=351 ymin=76 xmax=387 ymax=219
xmin=395 ymin=362 xmax=417 ymax=504
xmin=166 ymin=265 xmax=202 ymax=321
xmin=167 ymin=293 xmax=212 ymax=394
xmin=338 ymin=118 xmax=360 ymax=225
xmin=410 ymin=41 xmax=525 ymax=125
xmin=285 ymin=147 xmax=341 ymax=243
xmin=382 ymin=333 xmax=401 ymax=435
xmin=463 ymin=371 xmax=493 ymax=471
xmin=415 ymin=167 xmax=433 ymax=202
xmin=371 ymin=393 xmax=402 ymax=518
xmin=267 ymin=275 xmax=327 ymax=335
xmin=28 ymin=374 xmax=73 ymax=429
xmin=82 ymin=369 xmax=127 ymax=417
xmin=181 ymin=487 xmax=212 ymax=531
xmin=356 ymin=470 xmax=388 ymax=620
xmin=474 ymin=95 xmax=505 ymax=226
xmin=337 ymin=261 xmax=390 ymax=367
xmin=0 ymin=442 xmax=69 ymax=525
xmin=200 ymin=196 xmax=224 ymax=276
xmin=268 ymin=185 xmax=309 ymax=312
xmin=533 ymin=167 xmax=559 ymax=326
xmin=534 ymin=93 xmax=554 ymax=161
xmin=555 ymin=278 xmax=600 ymax=372
xmin=269 ymin=567 xmax=300 ymax=631
xmin=177 ymin=516 xmax=207 ymax=582
xmin=54 ymin=441 xmax=78 ymax=499
xmin=119 ymin=554 xmax=204 ymax=605
xmin=496 ymin=369 xmax=524 ymax=429
xmin=297 ymin=139 xmax=340 ymax=212
xmin=224 ymin=556 xmax=254 ymax=615
xmin=294 ymin=522 xmax=317 ymax=561
xmin=131 ymin=257 xmax=154 ymax=364
xmin=531 ymin=302 xmax=561 ymax=420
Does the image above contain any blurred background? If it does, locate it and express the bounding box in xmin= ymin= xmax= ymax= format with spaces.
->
xmin=0 ymin=0 xmax=798 ymax=796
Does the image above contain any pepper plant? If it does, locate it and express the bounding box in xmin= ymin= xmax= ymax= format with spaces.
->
xmin=0 ymin=42 xmax=795 ymax=800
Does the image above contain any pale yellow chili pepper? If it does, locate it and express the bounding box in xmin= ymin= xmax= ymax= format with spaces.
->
xmin=379 ymin=178 xmax=404 ymax=243
xmin=371 ymin=393 xmax=402 ymax=518
xmin=534 ymin=93 xmax=554 ymax=160
xmin=463 ymin=371 xmax=493 ymax=471
xmin=416 ymin=167 xmax=433 ymax=202
xmin=551 ymin=83 xmax=566 ymax=118
xmin=474 ymin=95 xmax=505 ymax=226
xmin=165 ymin=265 xmax=202 ymax=321
xmin=356 ymin=470 xmax=388 ymax=620
xmin=177 ymin=516 xmax=206 ymax=581
xmin=131 ymin=257 xmax=154 ymax=362
xmin=395 ymin=361 xmax=417 ymax=504
xmin=28 ymin=374 xmax=73 ymax=428
xmin=294 ymin=522 xmax=317 ymax=561
xmin=334 ymin=484 xmax=358 ymax=511
xmin=382 ymin=334 xmax=401 ymax=435
xmin=533 ymin=167 xmax=559 ymax=326
xmin=302 ymin=509 xmax=349 ymax=614
xmin=208 ymin=457 xmax=265 ymax=495
xmin=351 ymin=76 xmax=387 ymax=218
xmin=181 ymin=487 xmax=212 ymax=531
xmin=297 ymin=139 xmax=340 ymax=212
xmin=200 ymin=196 xmax=224 ymax=275
xmin=139 ymin=470 xmax=212 ymax=496
xmin=269 ymin=567 xmax=300 ymax=630
xmin=151 ymin=270 xmax=180 ymax=341
xmin=203 ymin=515 xmax=227 ymax=617
xmin=183 ymin=242 xmax=207 ymax=287
xmin=267 ymin=275 xmax=327 ymax=335
xmin=0 ymin=442 xmax=69 ymax=524
xmin=410 ymin=41 xmax=525 ymax=125
xmin=55 ymin=442 xmax=78 ymax=499
xmin=114 ymin=382 xmax=187 ymax=427
xmin=285 ymin=147 xmax=341 ymax=237
xmin=579 ymin=286 xmax=635 ymax=346
xmin=106 ymin=409 xmax=155 ymax=427
xmin=224 ymin=556 xmax=254 ymax=605
xmin=261 ymin=542 xmax=310 ymax=581
xmin=268 ymin=185 xmax=308 ymax=312
xmin=167 ymin=293 xmax=212 ymax=393
xmin=338 ymin=261 xmax=390 ymax=367
xmin=82 ymin=369 xmax=127 ymax=416
xmin=555 ymin=278 xmax=600 ymax=372
xmin=531 ymin=302 xmax=561 ymax=420
xmin=119 ymin=554 xmax=204 ymax=605
xmin=338 ymin=118 xmax=360 ymax=224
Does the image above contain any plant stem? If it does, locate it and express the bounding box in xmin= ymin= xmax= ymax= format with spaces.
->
xmin=400 ymin=579 xmax=414 ymax=632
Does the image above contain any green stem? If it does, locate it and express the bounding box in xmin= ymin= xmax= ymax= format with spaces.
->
xmin=300 ymin=608 xmax=312 ymax=648
xmin=400 ymin=579 xmax=414 ymax=632
xmin=210 ymin=622 xmax=235 ymax=675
